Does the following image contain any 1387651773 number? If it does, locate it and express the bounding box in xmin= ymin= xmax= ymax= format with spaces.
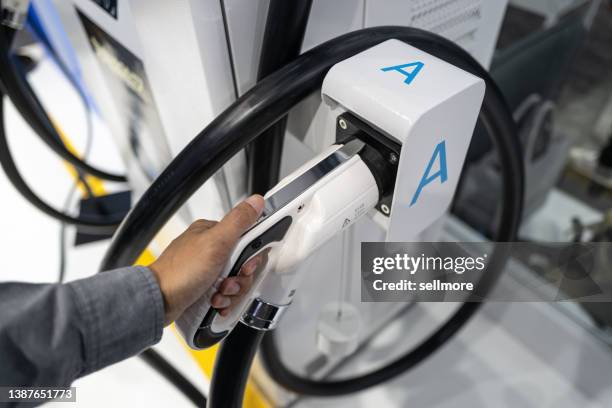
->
xmin=1 ymin=387 xmax=76 ymax=402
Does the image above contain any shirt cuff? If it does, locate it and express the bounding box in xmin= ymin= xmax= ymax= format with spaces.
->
xmin=69 ymin=266 xmax=164 ymax=375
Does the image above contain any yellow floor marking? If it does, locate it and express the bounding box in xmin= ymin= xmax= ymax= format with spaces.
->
xmin=51 ymin=117 xmax=106 ymax=197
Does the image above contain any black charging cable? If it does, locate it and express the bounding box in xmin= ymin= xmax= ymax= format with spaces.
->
xmin=0 ymin=24 xmax=127 ymax=232
xmin=0 ymin=24 xmax=126 ymax=182
xmin=0 ymin=90 xmax=124 ymax=233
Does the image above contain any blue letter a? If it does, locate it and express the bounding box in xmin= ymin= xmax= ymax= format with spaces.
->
xmin=381 ymin=61 xmax=424 ymax=85
xmin=410 ymin=141 xmax=448 ymax=207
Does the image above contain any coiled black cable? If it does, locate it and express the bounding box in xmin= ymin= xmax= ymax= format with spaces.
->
xmin=96 ymin=26 xmax=521 ymax=407
xmin=0 ymin=24 xmax=127 ymax=182
xmin=0 ymin=24 xmax=127 ymax=232
xmin=212 ymin=31 xmax=523 ymax=403
xmin=0 ymin=91 xmax=124 ymax=233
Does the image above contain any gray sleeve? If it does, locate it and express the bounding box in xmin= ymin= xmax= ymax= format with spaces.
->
xmin=0 ymin=266 xmax=164 ymax=386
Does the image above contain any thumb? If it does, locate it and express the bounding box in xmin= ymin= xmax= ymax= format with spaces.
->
xmin=217 ymin=195 xmax=265 ymax=241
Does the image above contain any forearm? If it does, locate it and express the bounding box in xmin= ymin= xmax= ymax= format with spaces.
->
xmin=0 ymin=266 xmax=164 ymax=386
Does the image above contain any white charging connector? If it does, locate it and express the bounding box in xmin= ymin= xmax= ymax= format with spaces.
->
xmin=176 ymin=139 xmax=380 ymax=349
xmin=176 ymin=38 xmax=486 ymax=350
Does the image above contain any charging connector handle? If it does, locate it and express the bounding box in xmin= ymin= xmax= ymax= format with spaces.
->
xmin=176 ymin=139 xmax=380 ymax=349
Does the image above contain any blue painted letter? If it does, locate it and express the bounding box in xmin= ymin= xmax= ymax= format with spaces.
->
xmin=410 ymin=141 xmax=448 ymax=206
xmin=381 ymin=61 xmax=424 ymax=85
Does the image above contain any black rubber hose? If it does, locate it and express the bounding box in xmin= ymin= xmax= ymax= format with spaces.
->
xmin=140 ymin=349 xmax=207 ymax=407
xmin=0 ymin=92 xmax=124 ymax=233
xmin=247 ymin=0 xmax=313 ymax=194
xmin=0 ymin=25 xmax=127 ymax=183
xmin=207 ymin=323 xmax=265 ymax=408
xmin=97 ymin=26 xmax=521 ymax=406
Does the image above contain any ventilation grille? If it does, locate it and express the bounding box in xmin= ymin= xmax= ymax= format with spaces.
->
xmin=410 ymin=0 xmax=483 ymax=52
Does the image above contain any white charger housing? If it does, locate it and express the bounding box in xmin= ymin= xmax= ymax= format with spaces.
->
xmin=177 ymin=40 xmax=488 ymax=349
xmin=322 ymin=39 xmax=486 ymax=241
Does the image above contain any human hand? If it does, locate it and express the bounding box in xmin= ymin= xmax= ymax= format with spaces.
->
xmin=149 ymin=195 xmax=265 ymax=325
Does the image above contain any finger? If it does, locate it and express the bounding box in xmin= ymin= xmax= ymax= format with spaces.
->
xmin=219 ymin=275 xmax=254 ymax=296
xmin=217 ymin=295 xmax=242 ymax=316
xmin=241 ymin=248 xmax=270 ymax=276
xmin=234 ymin=275 xmax=254 ymax=295
xmin=241 ymin=257 xmax=261 ymax=277
xmin=216 ymin=195 xmax=264 ymax=241
xmin=219 ymin=278 xmax=241 ymax=296
xmin=218 ymin=294 xmax=249 ymax=316
xmin=211 ymin=293 xmax=231 ymax=309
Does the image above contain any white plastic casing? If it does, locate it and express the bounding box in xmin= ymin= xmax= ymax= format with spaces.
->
xmin=176 ymin=145 xmax=379 ymax=349
xmin=322 ymin=39 xmax=485 ymax=241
